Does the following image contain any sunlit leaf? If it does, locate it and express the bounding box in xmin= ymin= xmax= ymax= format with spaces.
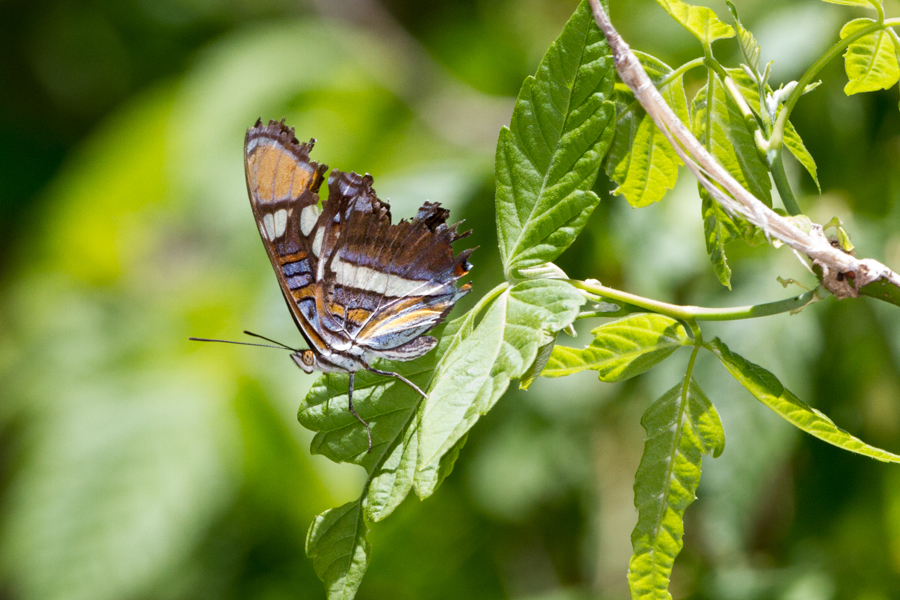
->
xmin=726 ymin=1 xmax=760 ymax=73
xmin=496 ymin=0 xmax=616 ymax=276
xmin=693 ymin=72 xmax=771 ymax=287
xmin=628 ymin=378 xmax=724 ymax=600
xmin=542 ymin=314 xmax=691 ymax=381
xmin=606 ymin=53 xmax=690 ymax=207
xmin=653 ymin=0 xmax=735 ymax=46
xmin=707 ymin=338 xmax=900 ymax=463
xmin=840 ymin=18 xmax=899 ymax=95
xmin=415 ymin=280 xmax=585 ymax=482
xmin=306 ymin=500 xmax=371 ymax=600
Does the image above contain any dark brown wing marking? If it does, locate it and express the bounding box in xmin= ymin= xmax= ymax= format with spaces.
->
xmin=312 ymin=169 xmax=473 ymax=359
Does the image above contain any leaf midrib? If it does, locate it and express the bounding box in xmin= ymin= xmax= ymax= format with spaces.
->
xmin=641 ymin=382 xmax=691 ymax=577
xmin=508 ymin=23 xmax=592 ymax=264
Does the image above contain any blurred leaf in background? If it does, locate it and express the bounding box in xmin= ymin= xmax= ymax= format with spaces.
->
xmin=2 ymin=1 xmax=900 ymax=599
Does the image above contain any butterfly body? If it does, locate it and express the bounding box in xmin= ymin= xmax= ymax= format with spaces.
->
xmin=243 ymin=119 xmax=473 ymax=449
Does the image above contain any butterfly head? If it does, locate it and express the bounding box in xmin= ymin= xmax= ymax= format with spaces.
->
xmin=291 ymin=349 xmax=318 ymax=374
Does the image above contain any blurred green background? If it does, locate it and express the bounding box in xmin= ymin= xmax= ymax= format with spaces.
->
xmin=2 ymin=0 xmax=900 ymax=598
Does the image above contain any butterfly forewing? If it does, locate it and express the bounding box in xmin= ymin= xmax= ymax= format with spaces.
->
xmin=244 ymin=119 xmax=329 ymax=355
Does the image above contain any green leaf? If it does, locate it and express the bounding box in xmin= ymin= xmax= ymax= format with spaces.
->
xmin=706 ymin=338 xmax=900 ymax=463
xmin=606 ymin=53 xmax=690 ymax=207
xmin=653 ymin=0 xmax=735 ymax=46
xmin=628 ymin=378 xmax=724 ymax=600
xmin=692 ymin=72 xmax=771 ymax=287
xmin=298 ymin=316 xmax=469 ymax=522
xmin=414 ymin=433 xmax=469 ymax=499
xmin=783 ymin=122 xmax=820 ymax=192
xmin=298 ymin=338 xmax=442 ymax=469
xmin=726 ymin=1 xmax=760 ymax=73
xmin=519 ymin=339 xmax=557 ymax=390
xmin=840 ymin=18 xmax=900 ymax=95
xmin=496 ymin=0 xmax=616 ymax=276
xmin=306 ymin=500 xmax=371 ymax=600
xmin=701 ymin=188 xmax=738 ymax=288
xmin=725 ymin=68 xmax=820 ymax=191
xmin=542 ymin=313 xmax=691 ymax=381
xmin=415 ymin=279 xmax=585 ymax=482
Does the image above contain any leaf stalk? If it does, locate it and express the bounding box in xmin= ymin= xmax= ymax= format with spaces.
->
xmin=571 ymin=279 xmax=823 ymax=322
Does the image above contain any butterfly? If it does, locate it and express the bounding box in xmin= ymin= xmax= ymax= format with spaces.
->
xmin=242 ymin=118 xmax=473 ymax=451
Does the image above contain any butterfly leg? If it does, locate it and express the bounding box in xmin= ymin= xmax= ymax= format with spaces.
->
xmin=347 ymin=372 xmax=372 ymax=452
xmin=365 ymin=367 xmax=428 ymax=399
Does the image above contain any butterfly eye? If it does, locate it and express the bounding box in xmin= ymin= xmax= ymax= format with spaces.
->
xmin=302 ymin=350 xmax=315 ymax=366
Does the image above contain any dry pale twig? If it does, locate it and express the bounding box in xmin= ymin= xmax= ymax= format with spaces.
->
xmin=587 ymin=0 xmax=900 ymax=303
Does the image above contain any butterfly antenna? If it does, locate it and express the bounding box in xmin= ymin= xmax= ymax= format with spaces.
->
xmin=189 ymin=337 xmax=291 ymax=350
xmin=365 ymin=366 xmax=428 ymax=398
xmin=347 ymin=372 xmax=373 ymax=452
xmin=242 ymin=330 xmax=301 ymax=352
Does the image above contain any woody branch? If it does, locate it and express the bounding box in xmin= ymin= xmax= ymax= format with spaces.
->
xmin=587 ymin=0 xmax=900 ymax=302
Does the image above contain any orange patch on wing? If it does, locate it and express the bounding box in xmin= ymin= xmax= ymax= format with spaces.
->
xmin=327 ymin=302 xmax=346 ymax=319
xmin=277 ymin=250 xmax=308 ymax=265
xmin=250 ymin=147 xmax=285 ymax=203
xmin=288 ymin=162 xmax=315 ymax=198
xmin=347 ymin=308 xmax=372 ymax=325
xmin=292 ymin=284 xmax=316 ymax=300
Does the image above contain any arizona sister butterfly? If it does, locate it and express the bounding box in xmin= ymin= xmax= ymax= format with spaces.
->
xmin=194 ymin=119 xmax=473 ymax=451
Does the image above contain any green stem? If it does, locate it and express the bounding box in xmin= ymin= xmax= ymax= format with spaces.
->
xmin=571 ymin=279 xmax=823 ymax=321
xmin=770 ymin=152 xmax=801 ymax=215
xmin=708 ymin=59 xmax=758 ymax=126
xmin=771 ymin=17 xmax=900 ymax=150
xmin=575 ymin=303 xmax=644 ymax=320
xmin=872 ymin=0 xmax=885 ymax=26
xmin=682 ymin=343 xmax=702 ymax=391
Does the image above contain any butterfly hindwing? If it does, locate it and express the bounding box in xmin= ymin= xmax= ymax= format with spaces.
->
xmin=314 ymin=170 xmax=473 ymax=362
